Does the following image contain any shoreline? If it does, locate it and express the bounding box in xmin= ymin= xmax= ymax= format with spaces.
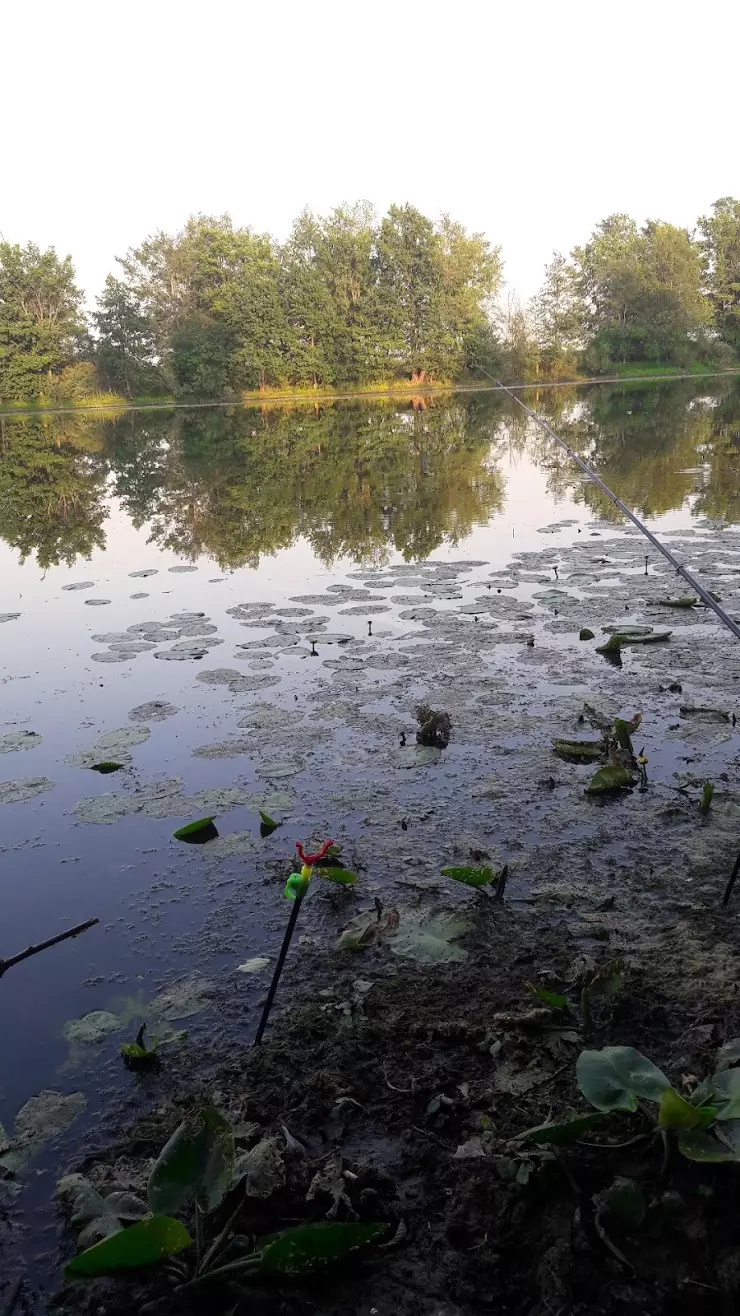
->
xmin=2 ymin=367 xmax=738 ymax=418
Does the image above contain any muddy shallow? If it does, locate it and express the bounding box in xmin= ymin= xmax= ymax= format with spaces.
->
xmin=3 ymin=381 xmax=740 ymax=1311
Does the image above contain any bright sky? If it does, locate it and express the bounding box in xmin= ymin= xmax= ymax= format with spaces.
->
xmin=4 ymin=0 xmax=738 ymax=307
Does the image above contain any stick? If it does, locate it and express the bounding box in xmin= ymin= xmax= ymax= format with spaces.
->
xmin=722 ymin=850 xmax=740 ymax=906
xmin=253 ymin=895 xmax=303 ymax=1046
xmin=0 ymin=917 xmax=99 ymax=978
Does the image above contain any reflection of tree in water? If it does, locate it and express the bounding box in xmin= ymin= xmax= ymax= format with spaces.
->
xmin=108 ymin=397 xmax=507 ymax=568
xmin=0 ymin=415 xmax=109 ymax=568
xmin=5 ymin=382 xmax=740 ymax=570
xmin=526 ymin=379 xmax=740 ymax=525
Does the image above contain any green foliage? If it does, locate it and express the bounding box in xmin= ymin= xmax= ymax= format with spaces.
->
xmin=576 ymin=1045 xmax=670 ymax=1111
xmin=579 ymin=628 xmax=595 ymax=640
xmin=658 ymin=1087 xmax=715 ymax=1131
xmin=698 ymin=197 xmax=740 ymax=350
xmin=551 ymin=738 xmax=603 ymax=763
xmin=0 ymin=241 xmax=87 ymax=400
xmin=64 ymin=1215 xmax=191 ymax=1277
xmin=93 ymin=275 xmax=162 ymax=398
xmin=596 ymin=630 xmax=671 ymax=653
xmin=250 ymin=1221 xmax=388 ymax=1275
xmin=700 ymin=782 xmax=714 ymax=814
xmin=441 ymin=865 xmax=496 ymax=887
xmin=173 ymin=817 xmax=217 ymax=841
xmin=516 ymin=1112 xmax=605 ymax=1145
xmin=121 ymin=1024 xmax=157 ymax=1069
xmin=585 ymin=765 xmax=636 ymax=794
xmin=90 ymin=761 xmax=124 ymax=774
xmin=146 ymin=1106 xmax=234 ymax=1215
xmin=316 ymin=867 xmax=359 ymax=886
xmin=259 ymin=809 xmax=279 ymax=837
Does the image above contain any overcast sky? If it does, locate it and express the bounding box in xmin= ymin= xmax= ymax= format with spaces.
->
xmin=4 ymin=0 xmax=738 ymax=306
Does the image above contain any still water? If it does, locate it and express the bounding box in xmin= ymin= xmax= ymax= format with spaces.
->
xmin=2 ymin=376 xmax=740 ymax=1281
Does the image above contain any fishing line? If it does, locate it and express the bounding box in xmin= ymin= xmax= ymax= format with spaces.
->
xmin=483 ymin=372 xmax=740 ymax=645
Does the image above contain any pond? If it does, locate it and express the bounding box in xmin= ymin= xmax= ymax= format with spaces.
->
xmin=3 ymin=375 xmax=740 ymax=1297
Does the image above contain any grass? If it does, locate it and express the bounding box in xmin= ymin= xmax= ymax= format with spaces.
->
xmin=603 ymin=361 xmax=731 ymax=379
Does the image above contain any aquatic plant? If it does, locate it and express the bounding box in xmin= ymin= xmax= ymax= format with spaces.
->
xmin=64 ymin=1105 xmax=385 ymax=1284
xmin=254 ymin=840 xmax=358 ymax=1045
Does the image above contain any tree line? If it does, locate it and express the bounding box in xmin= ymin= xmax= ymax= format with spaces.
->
xmin=0 ymin=199 xmax=738 ymax=402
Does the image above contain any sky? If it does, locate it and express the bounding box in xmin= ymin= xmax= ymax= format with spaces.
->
xmin=3 ymin=0 xmax=738 ymax=308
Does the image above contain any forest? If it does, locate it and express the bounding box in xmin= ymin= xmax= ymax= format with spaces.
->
xmin=0 ymin=198 xmax=738 ymax=403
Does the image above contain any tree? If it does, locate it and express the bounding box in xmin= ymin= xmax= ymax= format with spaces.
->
xmin=532 ymin=252 xmax=583 ymax=374
xmin=698 ymin=197 xmax=740 ymax=349
xmin=0 ymin=242 xmax=86 ymax=399
xmin=93 ymin=276 xmax=160 ymax=397
xmin=375 ymin=204 xmax=442 ymax=379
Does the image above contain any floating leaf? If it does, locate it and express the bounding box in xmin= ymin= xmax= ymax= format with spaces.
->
xmin=390 ymin=910 xmax=471 ymax=964
xmin=441 ymin=866 xmax=495 ymax=887
xmin=658 ymin=1087 xmax=715 ymax=1131
xmin=613 ymin=719 xmax=634 ymax=752
xmin=551 ymin=739 xmax=603 ymax=763
xmin=147 ymin=1106 xmax=234 ymax=1215
xmin=317 ymin=867 xmax=359 ymax=886
xmin=597 ymin=631 xmax=671 ymax=653
xmin=577 ymin=1046 xmax=670 ymax=1112
xmin=596 ymin=1176 xmax=646 ymax=1230
xmin=258 ymin=809 xmax=279 ymax=837
xmin=252 ymin=1221 xmax=388 ymax=1275
xmin=579 ymin=628 xmax=595 ymax=641
xmin=64 ymin=1216 xmax=191 ymax=1277
xmin=173 ymin=817 xmax=218 ymax=842
xmin=90 ymin=761 xmax=124 ymax=775
xmin=515 ymin=1111 xmax=605 ymax=1145
xmin=586 ymin=765 xmax=636 ymax=794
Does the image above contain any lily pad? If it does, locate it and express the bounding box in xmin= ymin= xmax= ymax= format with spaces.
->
xmin=154 ymin=648 xmax=207 ymax=661
xmin=552 ymin=738 xmax=603 ymax=763
xmin=390 ymin=909 xmax=471 ymax=964
xmin=0 ymin=731 xmax=42 ymax=754
xmin=0 ymin=613 xmax=21 ymax=623
xmin=391 ymin=745 xmax=441 ymax=768
xmin=84 ymin=599 xmax=112 ymax=607
xmin=150 ymin=974 xmax=214 ymax=1020
xmin=0 ymin=776 xmax=54 ymax=804
xmin=192 ymin=739 xmax=253 ymax=759
xmin=12 ymin=1089 xmax=86 ymax=1152
xmin=91 ymin=652 xmax=135 ymax=663
xmin=257 ymin=758 xmax=305 ymax=779
xmin=173 ymin=817 xmax=217 ymax=841
xmin=441 ymin=866 xmax=495 ymax=887
xmin=129 ymin=569 xmax=158 ymax=578
xmin=597 ymin=631 xmax=671 ymax=653
xmin=586 ymin=765 xmax=636 ymax=794
xmin=63 ymin=1012 xmax=123 ymax=1046
xmin=128 ymin=701 xmax=178 ymax=723
xmin=61 ymin=581 xmax=95 ymax=591
xmin=168 ymin=565 xmax=198 ymax=573
xmin=237 ymin=956 xmax=271 ymax=974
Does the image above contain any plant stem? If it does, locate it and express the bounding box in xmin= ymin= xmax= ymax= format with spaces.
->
xmin=493 ymin=864 xmax=509 ymax=903
xmin=722 ymin=849 xmax=740 ymax=906
xmin=194 ymin=1203 xmax=204 ymax=1269
xmin=253 ymin=893 xmax=304 ymax=1045
xmin=199 ymin=1191 xmax=246 ymax=1275
xmin=0 ymin=917 xmax=98 ymax=978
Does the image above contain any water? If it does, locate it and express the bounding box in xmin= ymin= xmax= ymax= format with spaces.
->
xmin=3 ymin=375 xmax=740 ymax=1287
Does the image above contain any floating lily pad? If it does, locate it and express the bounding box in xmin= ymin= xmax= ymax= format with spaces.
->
xmin=130 ymin=593 xmax=149 ymax=599
xmin=0 ymin=731 xmax=42 ymax=754
xmin=0 ymin=613 xmax=20 ymax=623
xmin=154 ymin=648 xmax=207 ymax=661
xmin=391 ymin=910 xmax=471 ymax=964
xmin=586 ymin=765 xmax=636 ymax=794
xmin=192 ymin=739 xmax=253 ymax=759
xmin=129 ymin=569 xmax=158 ymax=578
xmin=168 ymin=565 xmax=198 ymax=573
xmin=237 ymin=956 xmax=271 ymax=974
xmin=257 ymin=758 xmax=305 ymax=779
xmin=84 ymin=599 xmax=112 ymax=607
xmin=61 ymin=581 xmax=94 ymax=592
xmin=91 ymin=651 xmax=134 ymax=663
xmin=0 ymin=776 xmax=54 ymax=804
xmin=339 ymin=604 xmax=391 ymax=615
xmin=391 ymin=745 xmax=441 ymax=768
xmin=150 ymin=974 xmax=214 ymax=1020
xmin=63 ymin=1011 xmax=123 ymax=1046
xmin=173 ymin=817 xmax=218 ymax=842
xmin=12 ymin=1088 xmax=86 ymax=1154
xmin=90 ymin=761 xmax=124 ymax=774
xmin=305 ymin=632 xmax=353 ymax=645
xmin=129 ymin=701 xmax=178 ymax=723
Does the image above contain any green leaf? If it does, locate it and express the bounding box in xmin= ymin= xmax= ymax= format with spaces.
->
xmin=699 ymin=782 xmax=714 ymax=814
xmin=678 ymin=1128 xmax=740 ymax=1162
xmin=551 ymin=739 xmax=603 ymax=763
xmin=441 ymin=866 xmax=495 ymax=887
xmin=258 ymin=810 xmax=279 ymax=837
xmin=253 ymin=1221 xmax=388 ymax=1275
xmin=577 ymin=1046 xmax=670 ymax=1112
xmin=597 ymin=1177 xmax=646 ymax=1229
xmin=317 ymin=867 xmax=359 ymax=886
xmin=147 ymin=1106 xmax=234 ymax=1215
xmin=173 ymin=817 xmax=217 ymax=841
xmin=596 ymin=631 xmax=671 ymax=653
xmin=658 ymin=1087 xmax=715 ymax=1131
xmin=586 ymin=765 xmax=636 ymax=794
xmin=579 ymin=628 xmax=595 ymax=640
xmin=716 ymin=1039 xmax=740 ymax=1073
xmin=64 ymin=1216 xmax=191 ymax=1277
xmin=515 ymin=1112 xmax=605 ymax=1145
xmin=528 ymin=984 xmax=568 ymax=1009
xmin=613 ymin=719 xmax=633 ymax=752
xmin=90 ymin=761 xmax=124 ymax=774
xmin=708 ymin=1067 xmax=740 ymax=1120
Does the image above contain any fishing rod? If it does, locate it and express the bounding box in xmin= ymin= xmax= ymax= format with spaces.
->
xmin=485 ymin=372 xmax=740 ymax=645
